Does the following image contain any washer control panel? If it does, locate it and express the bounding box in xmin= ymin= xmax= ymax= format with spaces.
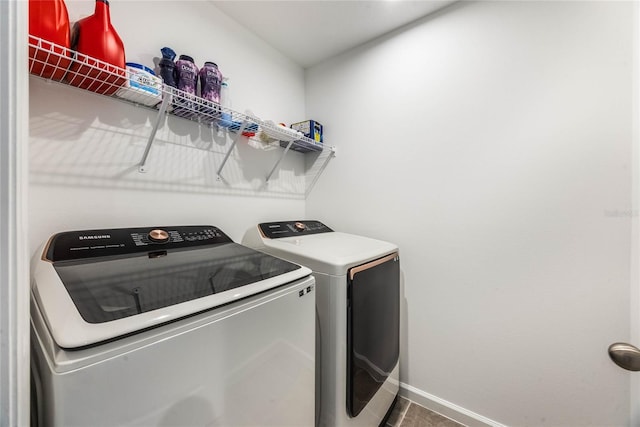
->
xmin=45 ymin=225 xmax=232 ymax=262
xmin=259 ymin=220 xmax=333 ymax=239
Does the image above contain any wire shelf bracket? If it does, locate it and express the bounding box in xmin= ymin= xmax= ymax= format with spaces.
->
xmin=138 ymin=92 xmax=172 ymax=173
xmin=216 ymin=120 xmax=249 ymax=180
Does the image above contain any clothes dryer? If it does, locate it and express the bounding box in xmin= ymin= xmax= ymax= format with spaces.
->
xmin=243 ymin=220 xmax=400 ymax=427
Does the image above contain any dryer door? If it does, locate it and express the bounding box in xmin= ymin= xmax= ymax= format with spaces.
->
xmin=347 ymin=252 xmax=400 ymax=417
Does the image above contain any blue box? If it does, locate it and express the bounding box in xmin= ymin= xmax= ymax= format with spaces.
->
xmin=291 ymin=120 xmax=323 ymax=143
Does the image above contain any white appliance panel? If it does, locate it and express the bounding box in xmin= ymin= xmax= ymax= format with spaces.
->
xmin=32 ymin=276 xmax=316 ymax=426
xmin=243 ymin=230 xmax=397 ymax=275
xmin=242 ymin=221 xmax=400 ymax=427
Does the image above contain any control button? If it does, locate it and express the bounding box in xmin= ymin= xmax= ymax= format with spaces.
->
xmin=148 ymin=229 xmax=170 ymax=243
xmin=294 ymin=222 xmax=306 ymax=232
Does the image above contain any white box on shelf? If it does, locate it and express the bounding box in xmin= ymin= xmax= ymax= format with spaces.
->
xmin=116 ymin=62 xmax=163 ymax=107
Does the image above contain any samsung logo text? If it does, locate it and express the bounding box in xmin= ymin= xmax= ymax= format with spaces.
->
xmin=79 ymin=235 xmax=111 ymax=240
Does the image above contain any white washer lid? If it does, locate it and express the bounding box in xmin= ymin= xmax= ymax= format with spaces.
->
xmin=260 ymin=232 xmax=398 ymax=275
xmin=31 ymin=226 xmax=312 ymax=349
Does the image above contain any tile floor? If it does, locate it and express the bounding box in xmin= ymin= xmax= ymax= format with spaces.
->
xmin=386 ymin=397 xmax=463 ymax=427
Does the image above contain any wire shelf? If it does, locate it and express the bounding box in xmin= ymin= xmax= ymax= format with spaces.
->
xmin=27 ymin=35 xmax=330 ymax=155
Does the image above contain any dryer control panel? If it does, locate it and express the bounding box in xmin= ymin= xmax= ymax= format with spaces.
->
xmin=259 ymin=220 xmax=333 ymax=239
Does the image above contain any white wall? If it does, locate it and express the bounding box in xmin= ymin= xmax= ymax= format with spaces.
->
xmin=306 ymin=1 xmax=634 ymax=425
xmin=29 ymin=1 xmax=309 ymax=251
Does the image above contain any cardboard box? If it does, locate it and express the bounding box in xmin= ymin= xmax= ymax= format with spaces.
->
xmin=291 ymin=120 xmax=323 ymax=143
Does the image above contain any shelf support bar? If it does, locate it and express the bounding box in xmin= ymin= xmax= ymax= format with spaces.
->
xmin=305 ymin=146 xmax=336 ymax=196
xmin=266 ymin=140 xmax=294 ymax=182
xmin=216 ymin=120 xmax=249 ymax=179
xmin=138 ymin=91 xmax=172 ymax=173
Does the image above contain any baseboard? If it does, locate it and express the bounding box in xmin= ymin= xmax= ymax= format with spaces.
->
xmin=399 ymin=383 xmax=507 ymax=427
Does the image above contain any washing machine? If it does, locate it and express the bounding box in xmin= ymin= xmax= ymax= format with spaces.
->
xmin=31 ymin=225 xmax=316 ymax=426
xmin=243 ymin=220 xmax=400 ymax=427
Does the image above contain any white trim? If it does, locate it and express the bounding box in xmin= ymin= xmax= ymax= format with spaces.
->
xmin=631 ymin=0 xmax=640 ymax=424
xmin=0 ymin=0 xmax=30 ymax=425
xmin=399 ymin=382 xmax=507 ymax=427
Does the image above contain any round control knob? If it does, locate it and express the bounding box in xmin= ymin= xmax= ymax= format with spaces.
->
xmin=294 ymin=222 xmax=306 ymax=232
xmin=148 ymin=229 xmax=169 ymax=243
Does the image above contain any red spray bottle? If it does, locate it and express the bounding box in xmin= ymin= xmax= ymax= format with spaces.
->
xmin=68 ymin=0 xmax=126 ymax=95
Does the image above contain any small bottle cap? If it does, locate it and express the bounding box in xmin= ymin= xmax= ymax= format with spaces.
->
xmin=160 ymin=47 xmax=176 ymax=61
xmin=178 ymin=55 xmax=195 ymax=63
